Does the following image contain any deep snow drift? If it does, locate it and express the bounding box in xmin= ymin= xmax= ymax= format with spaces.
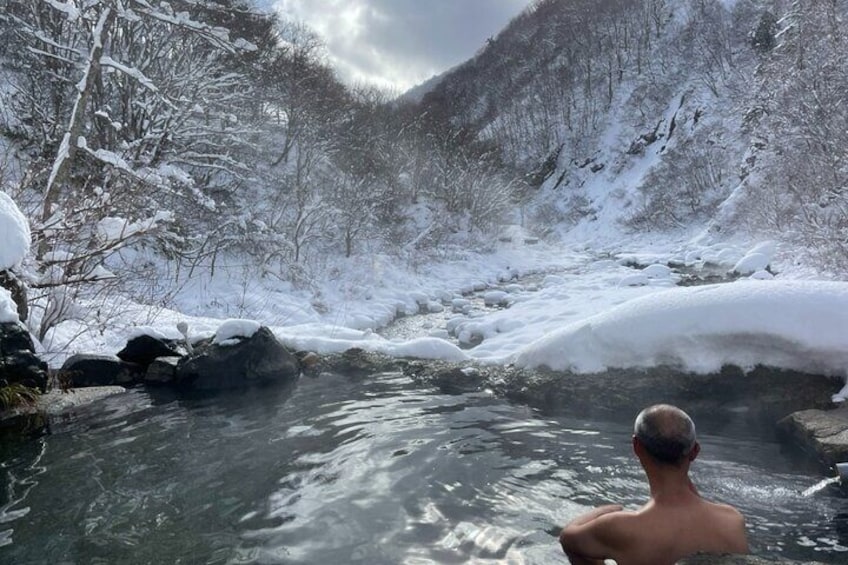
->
xmin=513 ymin=280 xmax=848 ymax=377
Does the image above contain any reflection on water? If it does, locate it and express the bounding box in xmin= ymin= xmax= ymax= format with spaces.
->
xmin=1 ymin=373 xmax=847 ymax=564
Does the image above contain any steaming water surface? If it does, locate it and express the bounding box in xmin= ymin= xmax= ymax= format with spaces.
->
xmin=1 ymin=372 xmax=847 ymax=564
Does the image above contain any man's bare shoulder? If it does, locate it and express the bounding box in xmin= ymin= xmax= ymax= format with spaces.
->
xmin=582 ymin=509 xmax=644 ymax=542
xmin=704 ymin=500 xmax=746 ymax=524
xmin=698 ymin=500 xmax=749 ymax=554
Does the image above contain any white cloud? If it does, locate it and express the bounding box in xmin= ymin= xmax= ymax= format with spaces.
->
xmin=269 ymin=0 xmax=532 ymax=92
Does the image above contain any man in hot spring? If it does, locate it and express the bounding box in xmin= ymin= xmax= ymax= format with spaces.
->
xmin=559 ymin=404 xmax=748 ymax=564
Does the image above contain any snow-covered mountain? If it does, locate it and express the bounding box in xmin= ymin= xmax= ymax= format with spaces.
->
xmin=415 ymin=0 xmax=848 ymax=268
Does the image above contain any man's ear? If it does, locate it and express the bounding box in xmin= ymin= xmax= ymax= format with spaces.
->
xmin=688 ymin=441 xmax=701 ymax=462
xmin=632 ymin=435 xmax=643 ymax=458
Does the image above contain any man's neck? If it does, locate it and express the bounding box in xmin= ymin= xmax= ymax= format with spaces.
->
xmin=645 ymin=465 xmax=699 ymax=504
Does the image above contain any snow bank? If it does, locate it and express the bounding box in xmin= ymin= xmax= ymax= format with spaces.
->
xmin=0 ymin=288 xmax=18 ymax=323
xmin=384 ymin=337 xmax=468 ymax=362
xmin=127 ymin=325 xmax=182 ymax=341
xmin=275 ymin=326 xmax=468 ymax=362
xmin=0 ymin=191 xmax=30 ymax=270
xmin=514 ymin=280 xmax=848 ymax=378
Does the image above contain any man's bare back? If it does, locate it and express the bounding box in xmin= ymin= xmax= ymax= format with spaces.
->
xmin=561 ymin=498 xmax=747 ymax=565
xmin=559 ymin=405 xmax=749 ymax=564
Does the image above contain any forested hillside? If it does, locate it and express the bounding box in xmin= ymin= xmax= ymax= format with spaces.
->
xmin=418 ymin=0 xmax=848 ymax=270
xmin=0 ymin=0 xmax=846 ymax=350
xmin=0 ymin=0 xmax=515 ymax=341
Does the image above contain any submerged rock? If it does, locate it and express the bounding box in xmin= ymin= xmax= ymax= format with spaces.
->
xmin=61 ymin=354 xmax=144 ymax=387
xmin=319 ymin=348 xmax=406 ymax=378
xmin=0 ymin=321 xmax=48 ymax=391
xmin=777 ymin=405 xmax=848 ymax=467
xmin=175 ymin=326 xmax=299 ymax=390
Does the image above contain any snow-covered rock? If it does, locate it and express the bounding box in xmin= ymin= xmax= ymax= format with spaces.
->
xmin=749 ymin=270 xmax=774 ymax=281
xmin=748 ymin=240 xmax=777 ymax=258
xmin=642 ymin=264 xmax=672 ymax=279
xmin=213 ymin=319 xmax=261 ymax=344
xmin=0 ymin=191 xmax=30 ymax=270
xmin=715 ymin=248 xmax=740 ymax=266
xmin=514 ymin=280 xmax=848 ymax=377
xmin=388 ymin=337 xmax=467 ymax=362
xmin=451 ymin=298 xmax=471 ymax=313
xmin=618 ymin=272 xmax=649 ymax=287
xmin=732 ymin=252 xmax=770 ymax=275
xmin=426 ymin=301 xmax=445 ymax=313
xmin=484 ymin=290 xmax=509 ymax=307
xmin=178 ymin=326 xmax=299 ymax=390
xmin=409 ymin=291 xmax=429 ymax=306
xmin=684 ymin=251 xmax=702 ymax=265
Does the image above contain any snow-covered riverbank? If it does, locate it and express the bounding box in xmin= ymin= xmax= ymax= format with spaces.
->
xmin=20 ymin=233 xmax=844 ymax=401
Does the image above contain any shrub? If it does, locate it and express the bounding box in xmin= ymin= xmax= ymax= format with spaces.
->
xmin=0 ymin=383 xmax=40 ymax=411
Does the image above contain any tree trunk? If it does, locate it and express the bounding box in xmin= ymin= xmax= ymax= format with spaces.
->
xmin=40 ymin=6 xmax=116 ymax=255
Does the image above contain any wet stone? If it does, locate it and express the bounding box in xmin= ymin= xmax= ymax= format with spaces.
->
xmin=144 ymin=356 xmax=180 ymax=385
xmin=777 ymin=404 xmax=848 ymax=467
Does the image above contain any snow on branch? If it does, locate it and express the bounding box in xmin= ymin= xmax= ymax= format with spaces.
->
xmin=25 ymin=47 xmax=77 ymax=65
xmin=100 ymin=56 xmax=159 ymax=92
xmin=32 ymin=29 xmax=83 ymax=56
xmin=96 ymin=211 xmax=174 ymax=245
xmin=130 ymin=0 xmax=240 ymax=53
xmin=44 ymin=0 xmax=80 ymax=22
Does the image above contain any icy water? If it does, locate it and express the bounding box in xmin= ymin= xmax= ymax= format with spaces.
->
xmin=2 ymin=372 xmax=847 ymax=564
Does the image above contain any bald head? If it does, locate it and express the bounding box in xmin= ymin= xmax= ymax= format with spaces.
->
xmin=634 ymin=405 xmax=697 ymax=465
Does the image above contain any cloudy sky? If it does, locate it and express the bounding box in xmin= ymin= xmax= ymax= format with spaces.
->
xmin=257 ymin=0 xmax=533 ymax=92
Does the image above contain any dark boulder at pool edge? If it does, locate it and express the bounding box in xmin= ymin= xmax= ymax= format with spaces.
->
xmin=117 ymin=334 xmax=183 ymax=367
xmin=175 ymin=326 xmax=299 ymax=390
xmin=0 ymin=321 xmax=48 ymax=391
xmin=61 ymin=354 xmax=144 ymax=387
